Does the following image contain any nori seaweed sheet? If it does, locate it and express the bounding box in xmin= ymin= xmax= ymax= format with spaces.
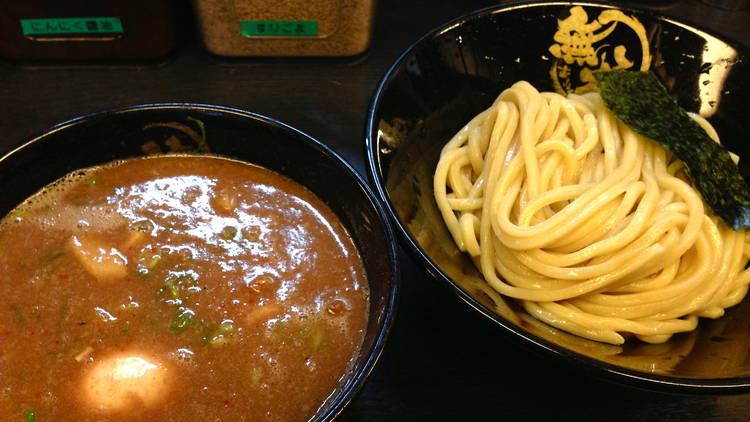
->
xmin=595 ymin=71 xmax=750 ymax=231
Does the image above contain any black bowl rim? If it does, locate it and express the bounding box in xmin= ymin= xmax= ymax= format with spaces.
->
xmin=4 ymin=102 xmax=401 ymax=419
xmin=365 ymin=1 xmax=750 ymax=393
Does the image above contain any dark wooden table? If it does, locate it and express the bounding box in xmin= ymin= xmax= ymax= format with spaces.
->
xmin=2 ymin=1 xmax=750 ymax=420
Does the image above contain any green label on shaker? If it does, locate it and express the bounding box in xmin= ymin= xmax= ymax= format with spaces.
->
xmin=241 ymin=20 xmax=318 ymax=37
xmin=20 ymin=17 xmax=124 ymax=36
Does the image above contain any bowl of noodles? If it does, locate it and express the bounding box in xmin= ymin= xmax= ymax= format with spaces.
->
xmin=366 ymin=1 xmax=750 ymax=391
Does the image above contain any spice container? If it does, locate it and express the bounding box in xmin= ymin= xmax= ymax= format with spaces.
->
xmin=0 ymin=1 xmax=177 ymax=64
xmin=194 ymin=0 xmax=375 ymax=57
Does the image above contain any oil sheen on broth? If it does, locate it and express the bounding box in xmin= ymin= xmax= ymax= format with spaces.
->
xmin=0 ymin=155 xmax=369 ymax=421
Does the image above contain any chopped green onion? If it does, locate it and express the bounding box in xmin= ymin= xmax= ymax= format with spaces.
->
xmin=308 ymin=324 xmax=328 ymax=350
xmin=12 ymin=308 xmax=25 ymax=324
xmin=148 ymin=255 xmax=161 ymax=269
xmin=166 ymin=281 xmax=180 ymax=298
xmin=219 ymin=320 xmax=236 ymax=333
xmin=208 ymin=334 xmax=231 ymax=347
xmin=297 ymin=324 xmax=311 ymax=340
xmin=198 ymin=321 xmax=236 ymax=346
xmin=220 ymin=226 xmax=238 ymax=240
xmin=170 ymin=309 xmax=194 ymax=332
xmin=248 ymin=367 xmax=263 ymax=386
xmin=135 ymin=249 xmax=161 ymax=276
xmin=26 ymin=410 xmax=36 ymax=422
xmin=85 ymin=177 xmax=99 ymax=186
xmin=44 ymin=252 xmax=65 ymax=264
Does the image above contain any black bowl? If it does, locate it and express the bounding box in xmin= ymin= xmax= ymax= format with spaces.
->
xmin=0 ymin=103 xmax=399 ymax=420
xmin=366 ymin=1 xmax=750 ymax=392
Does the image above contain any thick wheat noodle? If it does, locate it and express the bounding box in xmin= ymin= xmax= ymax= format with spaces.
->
xmin=434 ymin=81 xmax=750 ymax=344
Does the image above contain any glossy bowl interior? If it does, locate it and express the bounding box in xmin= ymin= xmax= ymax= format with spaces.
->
xmin=0 ymin=104 xmax=398 ymax=420
xmin=366 ymin=1 xmax=750 ymax=391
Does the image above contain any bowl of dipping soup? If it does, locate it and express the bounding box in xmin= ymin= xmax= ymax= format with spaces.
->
xmin=0 ymin=104 xmax=398 ymax=420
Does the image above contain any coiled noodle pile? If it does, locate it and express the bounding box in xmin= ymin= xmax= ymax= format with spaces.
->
xmin=434 ymin=81 xmax=750 ymax=345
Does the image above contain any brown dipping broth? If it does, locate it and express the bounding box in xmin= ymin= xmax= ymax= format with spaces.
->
xmin=0 ymin=155 xmax=369 ymax=421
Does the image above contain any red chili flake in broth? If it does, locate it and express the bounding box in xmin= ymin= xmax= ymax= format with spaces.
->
xmin=58 ymin=274 xmax=70 ymax=280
